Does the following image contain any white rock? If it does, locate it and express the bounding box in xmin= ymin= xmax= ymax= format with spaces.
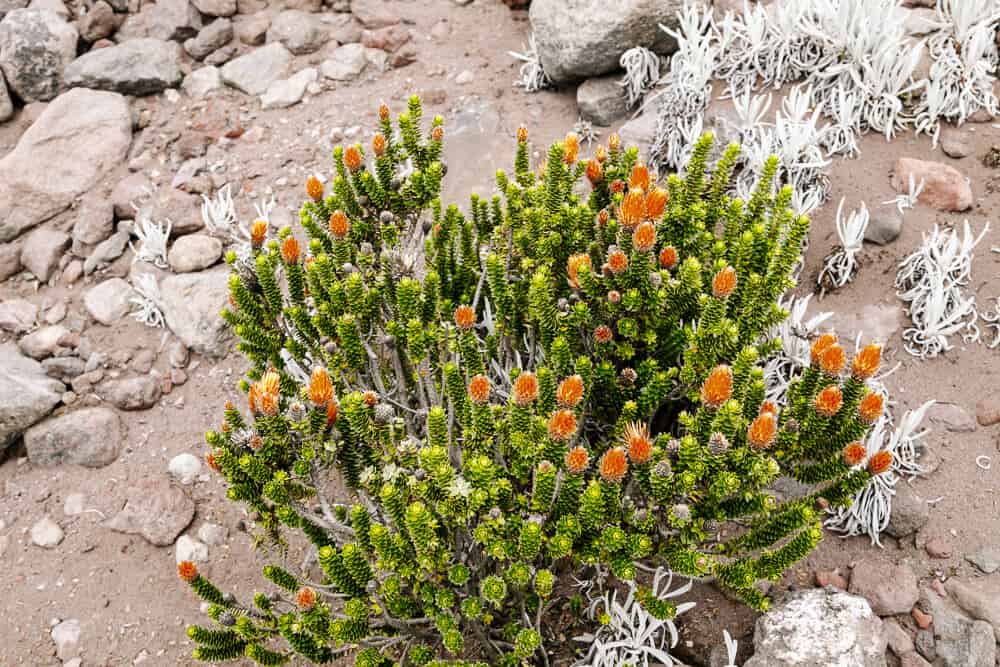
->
xmin=168 ymin=452 xmax=202 ymax=484
xmin=455 ymin=69 xmax=474 ymax=85
xmin=31 ymin=516 xmax=64 ymax=548
xmin=18 ymin=325 xmax=68 ymax=360
xmin=167 ymin=234 xmax=222 ymax=273
xmin=159 ymin=268 xmax=233 ymax=357
xmin=51 ymin=618 xmax=81 ymax=660
xmin=63 ymin=38 xmax=183 ymax=96
xmin=319 ymin=42 xmax=367 ymax=81
xmin=0 ymin=344 xmax=64 ymax=453
xmin=83 ymin=277 xmax=136 ymax=326
xmin=220 ymin=41 xmax=292 ymax=95
xmin=183 ymin=65 xmax=224 ymax=98
xmin=175 ymin=534 xmax=209 ymax=563
xmin=260 ymin=67 xmax=317 ymax=109
xmin=197 ymin=522 xmax=228 ymax=546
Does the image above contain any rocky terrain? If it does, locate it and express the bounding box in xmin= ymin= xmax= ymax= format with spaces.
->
xmin=1 ymin=0 xmax=999 ymax=665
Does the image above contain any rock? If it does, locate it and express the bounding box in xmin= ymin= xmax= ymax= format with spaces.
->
xmin=0 ymin=297 xmax=38 ymax=333
xmin=105 ymin=476 xmax=194 ymax=546
xmin=171 ymin=156 xmax=208 ymax=191
xmin=167 ymin=340 xmax=189 ymax=368
xmin=167 ymin=233 xmax=221 ymax=272
xmin=72 ymin=193 xmax=115 ymax=255
xmin=83 ymin=228 xmax=129 ymax=274
xmin=928 ymin=403 xmax=976 ymax=432
xmin=63 ymin=492 xmax=85 ymax=515
xmin=31 ymin=516 xmax=64 ymax=547
xmin=743 ymin=588 xmax=886 ymax=667
xmin=920 ymin=583 xmax=996 ymax=667
xmin=184 ymin=18 xmax=232 ymax=60
xmin=83 ymin=278 xmax=135 ymax=325
xmin=900 ymin=651 xmax=932 ymax=667
xmin=175 ymin=534 xmax=208 ymax=562
xmin=849 ymin=558 xmax=919 ymax=616
xmin=236 ymin=11 xmax=268 ymax=45
xmin=160 ymin=268 xmax=232 ymax=357
xmin=203 ymin=43 xmax=235 ymax=65
xmin=101 ymin=374 xmax=160 ymax=410
xmin=0 ymin=69 xmax=10 ymax=122
xmin=42 ymin=356 xmax=85 ymax=380
xmin=191 ymin=0 xmax=234 ymax=18
xmin=925 ymin=536 xmax=953 ymax=559
xmin=260 ymin=66 xmax=316 ymax=109
xmin=454 ymin=68 xmax=473 ymax=85
xmin=130 ymin=348 xmax=155 ymax=374
xmin=940 ymin=126 xmax=972 ymax=159
xmin=182 ymin=65 xmax=223 ymax=98
xmin=912 ymin=607 xmax=933 ymax=630
xmin=887 ymin=483 xmax=930 ymax=538
xmin=530 ymin=0 xmax=679 ymax=84
xmin=0 ymin=8 xmax=78 ymax=102
xmin=617 ymin=108 xmax=657 ymax=152
xmin=0 ymin=344 xmax=63 ymax=451
xmin=319 ymin=42 xmax=366 ymax=80
xmin=328 ymin=13 xmax=361 ymax=44
xmin=78 ymin=0 xmax=117 ymax=42
xmin=965 ymin=547 xmax=1000 ymax=574
xmin=577 ymin=75 xmax=628 ymax=126
xmin=364 ymin=46 xmax=388 ymax=72
xmin=361 ymin=24 xmax=409 ymax=52
xmin=0 ymin=240 xmax=22 ymax=279
xmin=111 ymin=173 xmax=152 ymax=220
xmin=0 ymin=89 xmax=131 ymax=242
xmin=24 ymin=407 xmax=121 ymax=466
xmin=891 ymin=158 xmax=972 ymax=212
xmin=0 ymin=0 xmax=30 ymax=20
xmin=814 ymin=569 xmax=849 ymax=591
xmin=18 ymin=325 xmax=68 ymax=360
xmin=350 ymin=0 xmax=398 ymax=28
xmin=946 ymin=577 xmax=1000 ymax=641
xmin=168 ymin=452 xmax=202 ymax=484
xmin=976 ymin=398 xmax=1000 ymax=426
xmin=51 ymin=618 xmax=80 ymax=660
xmin=865 ymin=207 xmax=903 ymax=245
xmin=267 ymin=9 xmax=326 ymax=54
xmin=885 ymin=618 xmax=915 ymax=656
xmin=20 ymin=227 xmax=69 ymax=282
xmin=197 ymin=522 xmax=227 ymax=545
xmin=220 ymin=42 xmax=292 ymax=95
xmin=148 ymin=0 xmax=202 ymax=41
xmin=64 ymin=38 xmax=182 ymax=96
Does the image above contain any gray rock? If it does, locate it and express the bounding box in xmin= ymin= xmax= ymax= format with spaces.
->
xmin=865 ymin=207 xmax=903 ymax=245
xmin=105 ymin=476 xmax=194 ymax=545
xmin=182 ymin=64 xmax=223 ymax=97
xmin=20 ymin=227 xmax=69 ymax=281
xmin=849 ymin=558 xmax=919 ymax=616
xmin=350 ymin=0 xmax=398 ymax=28
xmin=110 ymin=172 xmax=152 ymax=220
xmin=0 ymin=8 xmax=78 ymax=102
xmin=24 ymin=407 xmax=121 ymax=466
xmin=167 ymin=339 xmax=189 ymax=368
xmin=940 ymin=126 xmax=972 ymax=159
xmin=148 ymin=0 xmax=202 ymax=41
xmin=0 ymin=88 xmax=131 ymax=242
xmin=28 ymin=0 xmax=68 ymax=18
xmin=260 ymin=66 xmax=316 ymax=109
xmin=617 ymin=108 xmax=657 ymax=152
xmin=18 ymin=325 xmax=67 ymax=359
xmin=928 ymin=402 xmax=976 ymax=433
xmin=919 ymin=585 xmax=994 ymax=667
xmin=0 ymin=0 xmax=30 ymax=20
xmin=184 ymin=18 xmax=232 ymax=60
xmin=319 ymin=42 xmax=366 ymax=80
xmin=160 ymin=268 xmax=231 ymax=357
xmin=64 ymin=38 xmax=182 ymax=95
xmin=83 ymin=228 xmax=129 ymax=274
xmin=78 ymin=0 xmax=117 ymax=42
xmin=71 ymin=193 xmax=115 ymax=255
xmin=175 ymin=533 xmax=208 ymax=562
xmin=744 ymin=588 xmax=886 ymax=667
xmin=42 ymin=356 xmax=86 ymax=380
xmin=0 ymin=343 xmax=64 ymax=451
xmin=886 ymin=482 xmax=930 ymax=538
xmin=202 ymin=43 xmax=235 ymax=65
xmin=168 ymin=452 xmax=201 ymax=484
xmin=197 ymin=521 xmax=227 ymax=545
xmin=0 ymin=297 xmax=37 ymax=333
xmin=946 ymin=577 xmax=1000 ymax=641
xmin=328 ymin=13 xmax=361 ymax=44
xmin=101 ymin=374 xmax=160 ymax=410
xmin=0 ymin=68 xmax=12 ymax=121
xmin=50 ymin=618 xmax=79 ymax=660
xmin=130 ymin=348 xmax=154 ymax=374
xmin=220 ymin=41 xmax=292 ymax=95
xmin=167 ymin=233 xmax=221 ymax=272
xmin=83 ymin=278 xmax=135 ymax=325
xmin=884 ymin=618 xmax=915 ymax=657
xmin=235 ymin=11 xmax=268 ymax=45
xmin=577 ymin=75 xmax=628 ymax=126
xmin=529 ymin=0 xmax=680 ymax=84
xmin=190 ymin=0 xmax=234 ymax=18
xmin=171 ymin=156 xmax=208 ymax=190
xmin=31 ymin=515 xmax=64 ymax=547
xmin=0 ymin=240 xmax=22 ymax=279
xmin=267 ymin=9 xmax=326 ymax=55
xmin=965 ymin=547 xmax=1000 ymax=575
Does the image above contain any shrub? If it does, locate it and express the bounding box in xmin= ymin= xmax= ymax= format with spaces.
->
xmin=180 ymin=96 xmax=891 ymax=665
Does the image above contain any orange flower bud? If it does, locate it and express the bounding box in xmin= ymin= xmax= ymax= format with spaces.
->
xmin=595 ymin=145 xmax=607 ymax=163
xmin=842 ymin=442 xmax=867 ymax=466
xmin=344 ymin=145 xmax=363 ymax=172
xmin=607 ymin=249 xmax=628 ymax=274
xmin=586 ymin=158 xmax=603 ymax=185
xmin=513 ymin=371 xmax=539 ymax=407
xmin=623 ymin=422 xmax=653 ymax=464
xmin=362 ymin=390 xmax=378 ymax=407
xmin=814 ymin=385 xmax=843 ymax=417
xmin=851 ymin=344 xmax=881 ymax=380
xmin=548 ymin=409 xmax=577 ymax=441
xmin=178 ymin=561 xmax=199 ymax=582
xmin=432 ymin=125 xmax=444 ymax=142
xmin=868 ymin=450 xmax=893 ymax=475
xmin=610 ymin=179 xmax=625 ymax=194
xmin=712 ymin=266 xmax=737 ymax=298
xmin=329 ymin=210 xmax=351 ymax=239
xmin=597 ymin=209 xmax=610 ymax=225
xmin=659 ymin=245 xmax=678 ymax=270
xmin=326 ymin=400 xmax=339 ymax=426
xmin=308 ymin=367 xmax=334 ymax=407
xmin=281 ymin=236 xmax=301 ymax=264
xmin=565 ymin=446 xmax=590 ymax=474
xmin=599 ymin=447 xmax=629 ymax=483
xmin=306 ymin=175 xmax=324 ymax=202
xmin=556 ymin=375 xmax=584 ymax=408
xmin=645 ymin=186 xmax=669 ymax=220
xmin=594 ymin=324 xmax=613 ymax=344
xmin=250 ymin=220 xmax=268 ymax=246
xmin=628 ymin=162 xmax=651 ymax=192
xmin=820 ymin=344 xmax=846 ymax=375
xmin=858 ymin=392 xmax=884 ymax=424
xmin=619 ymin=189 xmax=645 ymax=229
xmin=633 ymin=221 xmax=656 ymax=253
xmin=372 ymin=132 xmax=386 ymax=156
xmin=261 ymin=370 xmax=281 ymax=396
xmin=563 ymin=132 xmax=579 ymax=165
xmin=258 ymin=392 xmax=279 ymax=417
xmin=701 ymin=365 xmax=733 ymax=409
xmin=748 ymin=412 xmax=777 ymax=450
xmin=608 ymin=133 xmax=621 ymax=151
xmin=567 ymin=253 xmax=592 ymax=289
xmin=296 ymin=587 xmax=317 ymax=610
xmin=468 ymin=374 xmax=490 ymax=405
xmin=453 ymin=305 xmax=476 ymax=330
xmin=378 ymin=103 xmax=390 ymax=121
xmin=205 ymin=452 xmax=220 ymax=472
xmin=810 ymin=333 xmax=838 ymax=366
xmin=516 ymin=125 xmax=528 ymax=143
xmin=760 ymin=400 xmax=778 ymax=415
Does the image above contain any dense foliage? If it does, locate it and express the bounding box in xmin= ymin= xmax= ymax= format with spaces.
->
xmin=179 ymin=96 xmax=891 ymax=665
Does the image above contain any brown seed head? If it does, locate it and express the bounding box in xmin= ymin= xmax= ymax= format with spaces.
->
xmin=513 ymin=371 xmax=539 ymax=407
xmin=599 ymin=447 xmax=629 ymax=483
xmin=701 ymin=365 xmax=733 ymax=409
xmin=556 ymin=375 xmax=584 ymax=408
xmin=712 ymin=266 xmax=737 ymax=298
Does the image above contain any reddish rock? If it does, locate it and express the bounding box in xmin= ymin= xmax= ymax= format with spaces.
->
xmin=912 ymin=607 xmax=933 ymax=629
xmin=361 ymin=25 xmax=410 ymax=53
xmin=849 ymin=558 xmax=920 ymax=615
xmin=815 ymin=569 xmax=849 ymax=591
xmin=891 ymin=157 xmax=972 ymax=211
xmin=976 ymin=398 xmax=1000 ymax=426
xmin=925 ymin=537 xmax=953 ymax=559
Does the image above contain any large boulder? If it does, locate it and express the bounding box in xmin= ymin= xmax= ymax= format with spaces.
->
xmin=0 ymin=68 xmax=12 ymax=121
xmin=0 ymin=8 xmax=78 ymax=102
xmin=529 ymin=0 xmax=680 ymax=84
xmin=24 ymin=407 xmax=121 ymax=466
xmin=64 ymin=38 xmax=182 ymax=95
xmin=0 ymin=88 xmax=131 ymax=242
xmin=891 ymin=157 xmax=973 ymax=212
xmin=220 ymin=41 xmax=291 ymax=95
xmin=266 ymin=9 xmax=326 ymax=55
xmin=744 ymin=588 xmax=887 ymax=667
xmin=0 ymin=344 xmax=64 ymax=453
xmin=160 ymin=268 xmax=231 ymax=357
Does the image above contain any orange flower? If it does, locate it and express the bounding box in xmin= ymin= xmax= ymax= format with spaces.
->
xmin=851 ymin=344 xmax=881 ymax=380
xmin=378 ymin=103 xmax=390 ymax=121
xmin=645 ymin=187 xmax=669 ymax=220
xmin=599 ymin=447 xmax=629 ymax=483
xmin=842 ymin=442 xmax=867 ymax=466
xmin=760 ymin=400 xmax=778 ymax=415
xmin=297 ymin=587 xmax=317 ymax=610
xmin=372 ymin=132 xmax=386 ymax=156
xmin=516 ymin=125 xmax=528 ymax=143
xmin=513 ymin=371 xmax=539 ymax=407
xmin=454 ymin=305 xmax=476 ymax=330
xmin=814 ymin=385 xmax=843 ymax=417
xmin=810 ymin=333 xmax=838 ymax=366
xmin=205 ymin=452 xmax=220 ymax=472
xmin=468 ymin=374 xmax=490 ymax=405
xmin=594 ymin=324 xmax=613 ymax=344
xmin=326 ymin=400 xmax=339 ymax=426
xmin=701 ymin=365 xmax=733 ymax=409
xmin=248 ymin=383 xmax=263 ymax=413
xmin=610 ymin=179 xmax=625 ymax=194
xmin=556 ymin=375 xmax=584 ymax=407
xmin=281 ymin=237 xmax=301 ymax=264
xmin=344 ymin=145 xmax=363 ymax=171
xmin=607 ymin=249 xmax=629 ymax=274
xmin=623 ymin=422 xmax=653 ymax=464
xmin=629 ymin=162 xmax=651 ymax=192
xmin=597 ymin=209 xmax=610 ymax=225
xmin=250 ymin=219 xmax=268 ymax=246
xmin=249 ymin=435 xmax=263 ymax=451
xmin=868 ymin=450 xmax=893 ymax=475
xmin=608 ymin=133 xmax=621 ymax=151
xmin=564 ymin=132 xmax=580 ymax=165
xmin=659 ymin=246 xmax=678 ymax=270
xmin=567 ymin=253 xmax=592 ymax=289
xmin=565 ymin=446 xmax=590 ymax=474
xmin=259 ymin=392 xmax=279 ymax=417
xmin=431 ymin=125 xmax=444 ymax=142
xmin=306 ymin=175 xmax=324 ymax=202
xmin=748 ymin=412 xmax=777 ymax=450
xmin=329 ymin=210 xmax=351 ymax=239
xmin=308 ymin=367 xmax=334 ymax=407
xmin=178 ymin=561 xmax=199 ymax=582
xmin=820 ymin=344 xmax=846 ymax=375
xmin=619 ymin=189 xmax=645 ymax=229
xmin=633 ymin=221 xmax=656 ymax=253
xmin=712 ymin=266 xmax=737 ymax=298
xmin=260 ymin=370 xmax=281 ymax=396
xmin=362 ymin=390 xmax=378 ymax=407
xmin=595 ymin=145 xmax=607 ymax=163
xmin=858 ymin=392 xmax=884 ymax=424
xmin=586 ymin=158 xmax=603 ymax=185
xmin=548 ymin=409 xmax=577 ymax=441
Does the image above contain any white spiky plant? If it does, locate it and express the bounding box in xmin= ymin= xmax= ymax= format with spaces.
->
xmin=509 ymin=34 xmax=551 ymax=93
xmin=130 ymin=217 xmax=171 ymax=268
xmin=817 ymin=199 xmax=870 ymax=292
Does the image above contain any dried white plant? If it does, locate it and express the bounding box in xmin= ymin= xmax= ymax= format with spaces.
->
xmin=129 ymin=273 xmax=165 ymax=328
xmin=254 ymin=194 xmax=277 ymax=224
xmin=818 ymin=199 xmax=869 ymax=292
xmin=129 ymin=216 xmax=171 ymax=268
xmin=201 ymin=184 xmax=241 ymax=242
xmin=721 ymin=630 xmax=740 ymax=667
xmin=510 ymin=34 xmax=551 ymax=93
xmin=884 ymin=173 xmax=925 ymax=214
xmin=981 ymin=297 xmax=1000 ymax=349
xmin=573 ymin=117 xmax=601 ymax=146
xmin=620 ymin=46 xmax=661 ymax=109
